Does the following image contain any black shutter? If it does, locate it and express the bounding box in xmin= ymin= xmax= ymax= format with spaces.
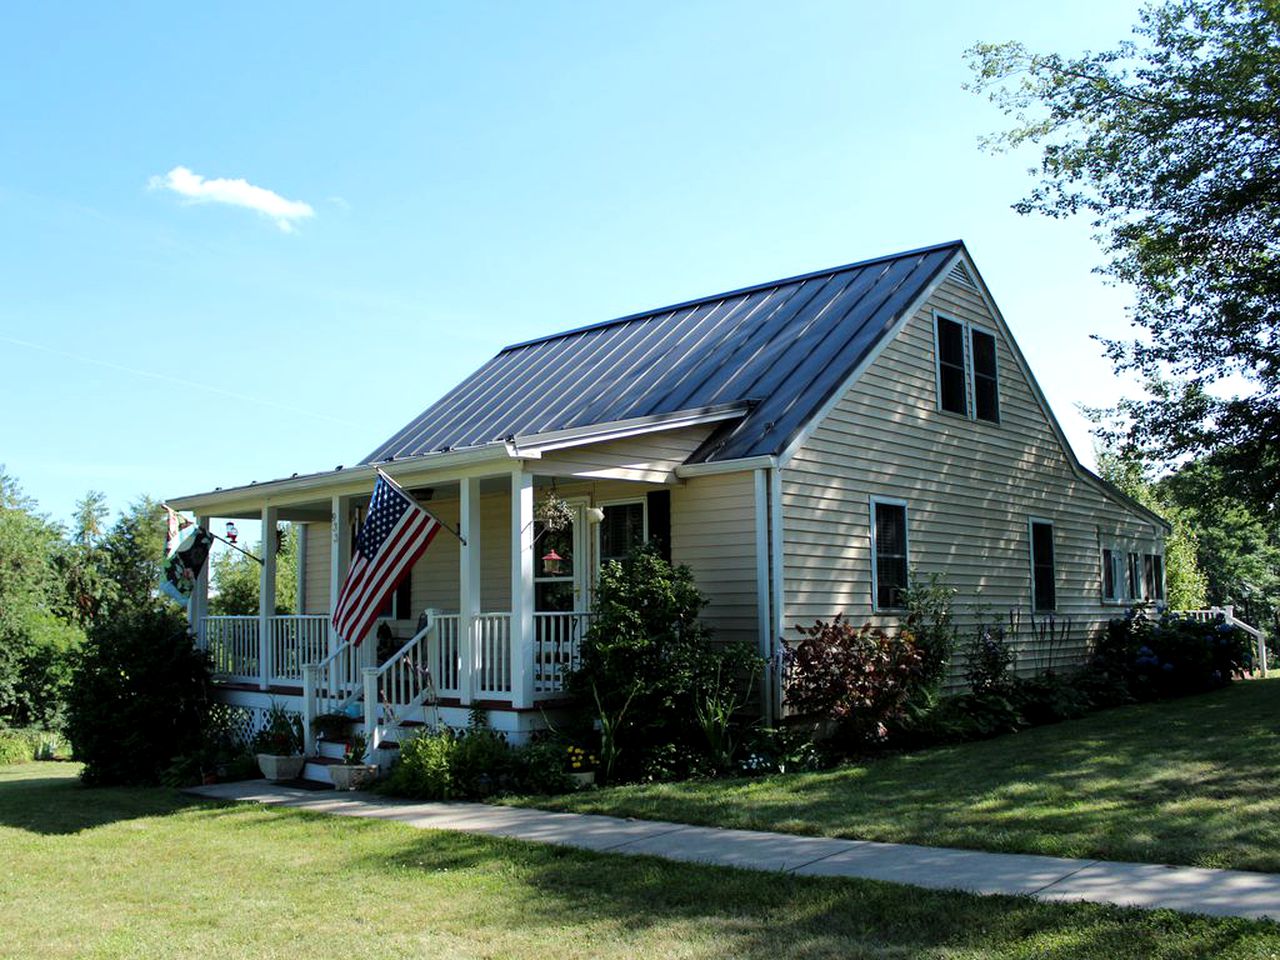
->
xmin=647 ymin=490 xmax=671 ymax=563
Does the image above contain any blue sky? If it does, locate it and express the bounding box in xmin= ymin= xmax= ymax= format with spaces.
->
xmin=0 ymin=1 xmax=1147 ymax=527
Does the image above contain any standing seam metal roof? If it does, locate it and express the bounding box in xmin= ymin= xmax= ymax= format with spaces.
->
xmin=362 ymin=241 xmax=963 ymax=465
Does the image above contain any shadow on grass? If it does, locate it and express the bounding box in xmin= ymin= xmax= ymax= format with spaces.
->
xmin=517 ymin=680 xmax=1280 ymax=872
xmin=357 ymin=829 xmax=1276 ymax=959
xmin=0 ymin=764 xmax=201 ymax=835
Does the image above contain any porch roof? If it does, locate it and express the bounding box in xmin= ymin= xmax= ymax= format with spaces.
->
xmin=364 ymin=241 xmax=963 ymax=466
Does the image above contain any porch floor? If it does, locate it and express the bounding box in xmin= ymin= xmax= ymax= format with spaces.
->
xmin=186 ymin=781 xmax=1280 ymax=921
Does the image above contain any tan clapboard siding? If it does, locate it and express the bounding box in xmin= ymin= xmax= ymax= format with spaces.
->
xmin=537 ymin=425 xmax=716 ymax=483
xmin=303 ymin=522 xmax=331 ymax=615
xmin=671 ymin=472 xmax=759 ymax=645
xmin=782 ymin=276 xmax=1164 ymax=674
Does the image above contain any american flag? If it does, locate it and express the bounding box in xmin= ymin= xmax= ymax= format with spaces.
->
xmin=332 ymin=471 xmax=441 ymax=645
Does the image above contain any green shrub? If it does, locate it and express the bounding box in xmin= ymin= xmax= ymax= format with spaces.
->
xmin=510 ymin=738 xmax=574 ymax=794
xmin=382 ymin=727 xmax=460 ymax=800
xmin=65 ymin=606 xmax=213 ymax=785
xmin=0 ymin=729 xmax=32 ymax=764
xmin=1091 ymin=610 xmax=1253 ymax=699
xmin=570 ymin=544 xmax=759 ymax=780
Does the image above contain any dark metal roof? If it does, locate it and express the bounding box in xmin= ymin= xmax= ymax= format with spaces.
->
xmin=363 ymin=241 xmax=963 ymax=465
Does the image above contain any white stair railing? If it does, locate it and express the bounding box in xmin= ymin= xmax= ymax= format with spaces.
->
xmin=363 ymin=610 xmax=443 ymax=758
xmin=1179 ymin=605 xmax=1269 ymax=676
xmin=302 ymin=634 xmax=362 ymax=755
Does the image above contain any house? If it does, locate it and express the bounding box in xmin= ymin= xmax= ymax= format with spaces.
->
xmin=168 ymin=240 xmax=1168 ymax=768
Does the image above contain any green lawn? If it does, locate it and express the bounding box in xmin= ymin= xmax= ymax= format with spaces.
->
xmin=505 ymin=678 xmax=1280 ymax=872
xmin=3 ymin=763 xmax=1278 ymax=958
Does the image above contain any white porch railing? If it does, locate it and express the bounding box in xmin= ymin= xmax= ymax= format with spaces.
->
xmin=269 ymin=615 xmax=330 ymax=684
xmin=533 ymin=611 xmax=593 ymax=697
xmin=428 ymin=613 xmax=462 ymax=697
xmin=202 ymin=615 xmax=259 ymax=682
xmin=1178 ymin=605 xmax=1269 ymax=676
xmin=476 ymin=613 xmax=512 ymax=696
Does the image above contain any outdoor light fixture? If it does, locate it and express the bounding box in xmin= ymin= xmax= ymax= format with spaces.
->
xmin=586 ymin=506 xmax=605 ymax=524
xmin=225 ymin=522 xmax=239 ymax=544
xmin=541 ymin=549 xmax=564 ymax=575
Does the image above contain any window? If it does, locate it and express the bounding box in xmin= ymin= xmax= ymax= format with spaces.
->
xmin=934 ymin=313 xmax=1001 ymax=423
xmin=1128 ymin=552 xmax=1142 ymax=600
xmin=935 ymin=316 xmax=968 ymax=415
xmin=1030 ymin=520 xmax=1056 ymax=611
xmin=1102 ymin=548 xmax=1117 ymax=601
xmin=598 ymin=501 xmax=646 ymax=566
xmin=1150 ymin=554 xmax=1165 ymax=601
xmin=971 ymin=328 xmax=1000 ymax=422
xmin=871 ymin=499 xmax=909 ymax=610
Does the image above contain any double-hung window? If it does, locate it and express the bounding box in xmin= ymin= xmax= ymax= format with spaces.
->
xmin=870 ymin=498 xmax=909 ymax=611
xmin=598 ymin=501 xmax=646 ymax=566
xmin=934 ymin=313 xmax=1000 ymax=423
xmin=1030 ymin=519 xmax=1056 ymax=611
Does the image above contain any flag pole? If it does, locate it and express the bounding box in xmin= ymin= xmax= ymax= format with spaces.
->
xmin=161 ymin=504 xmax=265 ymax=564
xmin=376 ymin=469 xmax=468 ymax=546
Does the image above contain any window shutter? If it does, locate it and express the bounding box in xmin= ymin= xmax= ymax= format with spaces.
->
xmin=647 ymin=490 xmax=671 ymax=563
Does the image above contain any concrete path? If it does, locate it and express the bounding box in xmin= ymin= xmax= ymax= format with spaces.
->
xmin=186 ymin=780 xmax=1280 ymax=922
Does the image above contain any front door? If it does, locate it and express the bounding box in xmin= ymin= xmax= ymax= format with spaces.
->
xmin=533 ymin=499 xmax=588 ymax=613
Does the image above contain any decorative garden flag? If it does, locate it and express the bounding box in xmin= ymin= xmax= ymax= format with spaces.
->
xmin=163 ymin=504 xmax=192 ymax=556
xmin=332 ymin=471 xmax=441 ymax=645
xmin=160 ymin=525 xmax=215 ymax=605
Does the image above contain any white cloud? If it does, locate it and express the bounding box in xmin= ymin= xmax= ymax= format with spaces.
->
xmin=149 ymin=166 xmax=314 ymax=232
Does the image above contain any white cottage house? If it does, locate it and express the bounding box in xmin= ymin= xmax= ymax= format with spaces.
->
xmin=168 ymin=240 xmax=1168 ymax=775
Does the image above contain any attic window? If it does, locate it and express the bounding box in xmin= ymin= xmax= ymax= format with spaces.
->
xmin=933 ymin=312 xmax=1000 ymax=424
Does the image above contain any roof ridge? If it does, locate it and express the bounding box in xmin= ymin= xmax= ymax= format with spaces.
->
xmin=499 ymin=239 xmax=966 ymax=353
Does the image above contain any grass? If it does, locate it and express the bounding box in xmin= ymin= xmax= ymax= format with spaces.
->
xmin=504 ymin=678 xmax=1280 ymax=872
xmin=3 ymin=763 xmax=1279 ymax=958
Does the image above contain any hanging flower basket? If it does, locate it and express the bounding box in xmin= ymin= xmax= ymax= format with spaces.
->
xmin=535 ymin=493 xmax=575 ymax=532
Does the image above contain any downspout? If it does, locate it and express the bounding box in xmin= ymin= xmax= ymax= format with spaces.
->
xmin=768 ymin=466 xmax=786 ymax=723
xmin=753 ymin=469 xmax=773 ymax=725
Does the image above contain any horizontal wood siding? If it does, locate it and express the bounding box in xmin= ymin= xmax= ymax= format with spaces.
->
xmin=672 ymin=472 xmax=759 ymax=648
xmin=783 ymin=277 xmax=1165 ymax=674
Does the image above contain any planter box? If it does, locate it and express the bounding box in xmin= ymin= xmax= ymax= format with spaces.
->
xmin=329 ymin=764 xmax=379 ymax=791
xmin=256 ymin=753 xmax=305 ymax=782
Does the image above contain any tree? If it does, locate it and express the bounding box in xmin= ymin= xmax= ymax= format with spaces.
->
xmin=968 ymin=1 xmax=1280 ymax=513
xmin=1157 ymin=458 xmax=1280 ymax=625
xmin=209 ymin=525 xmax=298 ymax=616
xmin=96 ymin=497 xmax=172 ymax=621
xmin=0 ymin=469 xmax=83 ymax=727
xmin=1096 ymin=448 xmax=1209 ymax=609
xmin=58 ymin=490 xmax=110 ymax=627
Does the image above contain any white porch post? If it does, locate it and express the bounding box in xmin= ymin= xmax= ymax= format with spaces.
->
xmin=192 ymin=514 xmax=212 ymax=649
xmin=259 ymin=504 xmax=278 ymax=691
xmin=459 ymin=476 xmax=482 ymax=705
xmin=329 ymin=494 xmax=353 ymax=652
xmin=510 ymin=468 xmax=535 ymax=708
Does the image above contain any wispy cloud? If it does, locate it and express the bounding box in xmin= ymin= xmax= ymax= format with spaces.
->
xmin=149 ymin=166 xmax=314 ymax=232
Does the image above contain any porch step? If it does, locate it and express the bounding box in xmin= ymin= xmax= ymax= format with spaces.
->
xmin=301 ymin=756 xmax=343 ymax=787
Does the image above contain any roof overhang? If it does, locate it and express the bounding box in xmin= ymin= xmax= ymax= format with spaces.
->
xmin=505 ymin=402 xmax=752 ymax=457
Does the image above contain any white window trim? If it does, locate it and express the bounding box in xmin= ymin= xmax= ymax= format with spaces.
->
xmin=869 ymin=496 xmax=910 ymax=613
xmin=1100 ymin=546 xmax=1128 ymax=606
xmin=1028 ymin=516 xmax=1056 ymax=613
xmin=932 ymin=309 xmax=1001 ymax=425
xmin=1099 ymin=539 xmax=1166 ymax=605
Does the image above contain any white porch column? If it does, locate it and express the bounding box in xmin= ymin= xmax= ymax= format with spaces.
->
xmin=510 ymin=468 xmax=535 ymax=708
xmin=329 ymin=494 xmax=353 ymax=653
xmin=459 ymin=476 xmax=482 ymax=705
xmin=259 ymin=504 xmax=278 ymax=691
xmin=192 ymin=514 xmax=212 ymax=648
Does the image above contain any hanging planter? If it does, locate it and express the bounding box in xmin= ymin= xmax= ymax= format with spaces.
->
xmin=535 ymin=493 xmax=575 ymax=532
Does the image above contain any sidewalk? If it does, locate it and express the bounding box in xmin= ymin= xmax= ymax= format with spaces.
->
xmin=186 ymin=780 xmax=1280 ymax=922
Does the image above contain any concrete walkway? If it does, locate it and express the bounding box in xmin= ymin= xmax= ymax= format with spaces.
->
xmin=186 ymin=780 xmax=1280 ymax=922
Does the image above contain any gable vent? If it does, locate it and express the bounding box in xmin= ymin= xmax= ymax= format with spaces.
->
xmin=948 ymin=261 xmax=977 ymax=289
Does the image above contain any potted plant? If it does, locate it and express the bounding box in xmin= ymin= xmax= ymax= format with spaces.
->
xmin=565 ymin=744 xmax=597 ymax=788
xmin=328 ymin=733 xmax=379 ymax=790
xmin=253 ymin=703 xmax=305 ymax=782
